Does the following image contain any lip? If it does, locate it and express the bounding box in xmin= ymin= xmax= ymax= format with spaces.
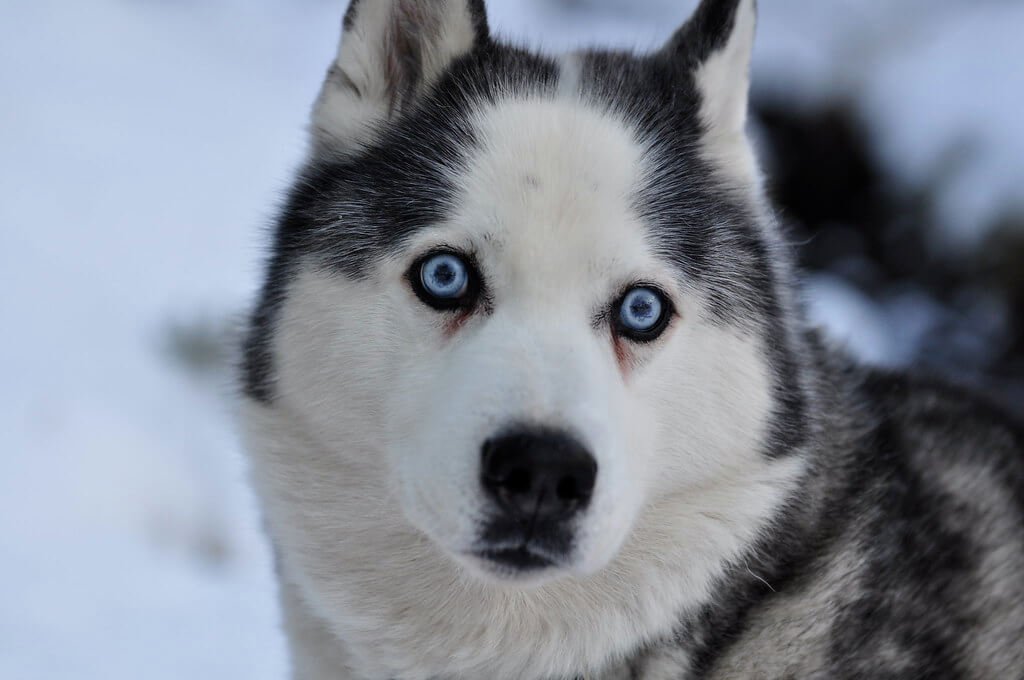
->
xmin=473 ymin=546 xmax=558 ymax=572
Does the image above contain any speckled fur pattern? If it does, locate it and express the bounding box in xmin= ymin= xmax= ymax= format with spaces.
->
xmin=240 ymin=1 xmax=1024 ymax=678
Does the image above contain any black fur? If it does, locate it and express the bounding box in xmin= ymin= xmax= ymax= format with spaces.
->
xmin=667 ymin=0 xmax=750 ymax=67
xmin=342 ymin=0 xmax=360 ymax=31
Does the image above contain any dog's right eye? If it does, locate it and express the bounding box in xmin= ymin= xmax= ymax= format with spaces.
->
xmin=615 ymin=286 xmax=672 ymax=342
xmin=410 ymin=251 xmax=478 ymax=311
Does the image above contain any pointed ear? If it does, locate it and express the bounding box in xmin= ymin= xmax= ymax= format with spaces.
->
xmin=665 ymin=0 xmax=756 ymax=136
xmin=312 ymin=0 xmax=489 ymax=154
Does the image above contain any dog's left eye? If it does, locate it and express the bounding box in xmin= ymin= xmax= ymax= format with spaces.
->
xmin=411 ymin=251 xmax=478 ymax=310
xmin=616 ymin=286 xmax=671 ymax=341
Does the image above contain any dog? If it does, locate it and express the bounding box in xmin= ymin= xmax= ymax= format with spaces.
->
xmin=239 ymin=0 xmax=1024 ymax=677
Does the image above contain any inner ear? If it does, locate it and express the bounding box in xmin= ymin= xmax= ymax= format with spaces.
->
xmin=664 ymin=0 xmax=756 ymax=135
xmin=312 ymin=0 xmax=490 ymax=155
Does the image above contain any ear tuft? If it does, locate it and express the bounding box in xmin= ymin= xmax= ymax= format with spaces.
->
xmin=312 ymin=0 xmax=489 ymax=154
xmin=666 ymin=0 xmax=756 ymax=135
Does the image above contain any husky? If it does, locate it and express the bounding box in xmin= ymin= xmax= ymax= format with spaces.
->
xmin=239 ymin=0 xmax=1024 ymax=677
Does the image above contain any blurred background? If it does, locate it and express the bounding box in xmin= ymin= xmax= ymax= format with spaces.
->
xmin=2 ymin=0 xmax=1022 ymax=677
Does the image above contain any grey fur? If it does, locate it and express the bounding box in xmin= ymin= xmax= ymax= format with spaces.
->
xmin=622 ymin=356 xmax=1024 ymax=679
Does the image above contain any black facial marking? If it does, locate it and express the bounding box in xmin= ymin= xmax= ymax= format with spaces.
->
xmin=575 ymin=48 xmax=808 ymax=458
xmin=243 ymin=44 xmax=556 ymax=402
xmin=576 ymin=50 xmax=767 ymax=327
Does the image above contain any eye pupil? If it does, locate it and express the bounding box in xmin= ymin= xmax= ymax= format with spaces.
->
xmin=630 ymin=298 xmax=653 ymax=319
xmin=432 ymin=264 xmax=455 ymax=286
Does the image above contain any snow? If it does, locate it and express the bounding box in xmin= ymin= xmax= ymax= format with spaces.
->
xmin=861 ymin=2 xmax=1024 ymax=248
xmin=2 ymin=0 xmax=1020 ymax=677
xmin=0 ymin=1 xmax=322 ymax=676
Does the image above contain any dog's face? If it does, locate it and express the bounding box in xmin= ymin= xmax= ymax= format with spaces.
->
xmin=380 ymin=97 xmax=678 ymax=580
xmin=246 ymin=0 xmax=806 ymax=602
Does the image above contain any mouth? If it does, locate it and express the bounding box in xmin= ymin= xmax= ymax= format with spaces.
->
xmin=469 ymin=513 xmax=577 ymax=577
xmin=473 ymin=545 xmax=558 ymax=572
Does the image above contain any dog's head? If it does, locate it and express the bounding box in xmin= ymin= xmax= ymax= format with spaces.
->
xmin=245 ymin=0 xmax=808 ymax=589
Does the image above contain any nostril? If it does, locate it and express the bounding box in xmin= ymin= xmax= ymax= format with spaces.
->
xmin=556 ymin=476 xmax=580 ymax=502
xmin=504 ymin=467 xmax=532 ymax=495
xmin=556 ymin=456 xmax=596 ymax=504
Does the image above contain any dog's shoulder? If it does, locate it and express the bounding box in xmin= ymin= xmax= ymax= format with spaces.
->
xmin=853 ymin=369 xmax=1024 ymax=538
xmin=699 ymin=368 xmax=1024 ymax=679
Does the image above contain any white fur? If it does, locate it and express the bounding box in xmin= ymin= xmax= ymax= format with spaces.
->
xmin=243 ymin=86 xmax=806 ymax=678
xmin=693 ymin=0 xmax=762 ymax=188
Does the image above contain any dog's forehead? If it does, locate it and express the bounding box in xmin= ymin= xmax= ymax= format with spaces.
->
xmin=292 ymin=42 xmax=764 ymax=316
xmin=449 ymin=93 xmax=655 ymax=275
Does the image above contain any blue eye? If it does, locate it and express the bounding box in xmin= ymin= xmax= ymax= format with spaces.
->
xmin=618 ymin=287 xmax=669 ymax=338
xmin=414 ymin=251 xmax=475 ymax=309
xmin=421 ymin=253 xmax=468 ymax=299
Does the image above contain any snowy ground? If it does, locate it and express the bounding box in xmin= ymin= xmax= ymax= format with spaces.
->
xmin=2 ymin=0 xmax=1022 ymax=677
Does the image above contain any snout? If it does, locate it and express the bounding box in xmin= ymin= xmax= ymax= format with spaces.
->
xmin=474 ymin=427 xmax=597 ymax=573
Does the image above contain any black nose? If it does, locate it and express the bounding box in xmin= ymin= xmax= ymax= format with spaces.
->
xmin=481 ymin=429 xmax=597 ymax=521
